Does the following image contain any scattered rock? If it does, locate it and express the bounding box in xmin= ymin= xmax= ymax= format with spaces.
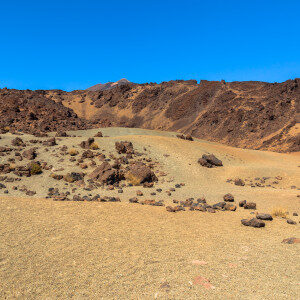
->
xmin=282 ymin=237 xmax=300 ymax=244
xmin=115 ymin=141 xmax=134 ymax=154
xmin=223 ymin=193 xmax=234 ymax=202
xmin=241 ymin=218 xmax=265 ymax=228
xmin=23 ymin=148 xmax=37 ymax=160
xmin=125 ymin=162 xmax=157 ymax=185
xmin=256 ymin=213 xmax=273 ymax=221
xmin=12 ymin=137 xmax=25 ymax=147
xmin=243 ymin=202 xmax=256 ymax=210
xmin=286 ymin=219 xmax=297 ymax=225
xmin=43 ymin=138 xmax=57 ymax=146
xmin=94 ymin=131 xmax=103 ymax=137
xmin=64 ymin=172 xmax=84 ymax=183
xmin=234 ymin=178 xmax=245 ymax=186
xmin=198 ymin=154 xmax=223 ymax=168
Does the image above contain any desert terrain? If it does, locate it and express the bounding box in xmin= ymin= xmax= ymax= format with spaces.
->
xmin=0 ymin=127 xmax=299 ymax=299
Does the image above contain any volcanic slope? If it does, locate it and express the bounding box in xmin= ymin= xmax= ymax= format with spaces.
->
xmin=45 ymin=79 xmax=300 ymax=152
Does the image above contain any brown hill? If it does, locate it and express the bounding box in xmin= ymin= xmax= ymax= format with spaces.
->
xmin=49 ymin=79 xmax=300 ymax=152
xmin=0 ymin=88 xmax=90 ymax=134
xmin=0 ymin=79 xmax=299 ymax=152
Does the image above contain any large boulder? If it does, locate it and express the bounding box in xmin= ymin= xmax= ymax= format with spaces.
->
xmin=115 ymin=141 xmax=134 ymax=154
xmin=125 ymin=162 xmax=157 ymax=185
xmin=12 ymin=137 xmax=25 ymax=147
xmin=63 ymin=172 xmax=84 ymax=183
xmin=256 ymin=213 xmax=273 ymax=221
xmin=23 ymin=148 xmax=37 ymax=160
xmin=241 ymin=218 xmax=265 ymax=228
xmin=198 ymin=154 xmax=223 ymax=168
xmin=88 ymin=162 xmax=119 ymax=184
xmin=80 ymin=138 xmax=95 ymax=149
xmin=42 ymin=137 xmax=57 ymax=146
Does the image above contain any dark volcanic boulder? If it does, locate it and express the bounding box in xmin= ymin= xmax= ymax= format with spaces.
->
xmin=223 ymin=193 xmax=234 ymax=202
xmin=243 ymin=202 xmax=256 ymax=210
xmin=115 ymin=141 xmax=134 ymax=154
xmin=23 ymin=148 xmax=37 ymax=160
xmin=241 ymin=218 xmax=265 ymax=228
xmin=125 ymin=162 xmax=157 ymax=185
xmin=94 ymin=131 xmax=103 ymax=137
xmin=12 ymin=137 xmax=25 ymax=147
xmin=234 ymin=178 xmax=245 ymax=186
xmin=256 ymin=213 xmax=273 ymax=221
xmin=55 ymin=131 xmax=69 ymax=137
xmin=64 ymin=172 xmax=84 ymax=183
xmin=43 ymin=138 xmax=57 ymax=146
xmin=198 ymin=154 xmax=223 ymax=168
xmin=88 ymin=162 xmax=120 ymax=184
xmin=80 ymin=138 xmax=95 ymax=149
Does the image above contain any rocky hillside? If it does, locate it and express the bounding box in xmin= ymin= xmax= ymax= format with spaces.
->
xmin=0 ymin=79 xmax=299 ymax=152
xmin=0 ymin=88 xmax=90 ymax=134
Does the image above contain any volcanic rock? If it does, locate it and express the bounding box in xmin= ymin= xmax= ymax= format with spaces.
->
xmin=241 ymin=218 xmax=265 ymax=228
xmin=256 ymin=213 xmax=273 ymax=221
xmin=115 ymin=141 xmax=134 ymax=154
xmin=125 ymin=162 xmax=157 ymax=185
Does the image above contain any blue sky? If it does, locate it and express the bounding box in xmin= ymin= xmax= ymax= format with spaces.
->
xmin=1 ymin=0 xmax=299 ymax=90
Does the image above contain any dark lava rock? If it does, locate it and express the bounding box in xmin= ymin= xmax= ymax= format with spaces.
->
xmin=88 ymin=162 xmax=121 ymax=185
xmin=80 ymin=138 xmax=95 ymax=149
xmin=256 ymin=213 xmax=273 ymax=221
xmin=287 ymin=219 xmax=297 ymax=225
xmin=12 ymin=137 xmax=25 ymax=147
xmin=207 ymin=207 xmax=216 ymax=213
xmin=176 ymin=134 xmax=194 ymax=141
xmin=115 ymin=141 xmax=134 ymax=154
xmin=43 ymin=138 xmax=57 ymax=146
xmin=129 ymin=197 xmax=139 ymax=203
xmin=94 ymin=131 xmax=103 ymax=137
xmin=198 ymin=154 xmax=223 ymax=168
xmin=23 ymin=148 xmax=37 ymax=160
xmin=212 ymin=202 xmax=226 ymax=210
xmin=234 ymin=178 xmax=245 ymax=186
xmin=223 ymin=193 xmax=234 ymax=202
xmin=241 ymin=218 xmax=265 ymax=228
xmin=125 ymin=162 xmax=157 ymax=185
xmin=56 ymin=131 xmax=69 ymax=137
xmin=243 ymin=202 xmax=256 ymax=210
xmin=166 ymin=206 xmax=177 ymax=212
xmin=282 ymin=237 xmax=300 ymax=244
xmin=239 ymin=200 xmax=247 ymax=207
xmin=64 ymin=172 xmax=84 ymax=183
xmin=224 ymin=203 xmax=237 ymax=211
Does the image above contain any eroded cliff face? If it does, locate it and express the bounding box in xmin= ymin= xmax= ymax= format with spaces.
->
xmin=1 ymin=79 xmax=299 ymax=152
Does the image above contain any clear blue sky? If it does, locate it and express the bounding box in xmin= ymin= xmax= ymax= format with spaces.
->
xmin=1 ymin=0 xmax=299 ymax=91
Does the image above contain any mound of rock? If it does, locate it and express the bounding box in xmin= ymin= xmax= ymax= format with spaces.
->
xmin=125 ymin=162 xmax=157 ymax=185
xmin=176 ymin=134 xmax=194 ymax=141
xmin=198 ymin=154 xmax=223 ymax=168
xmin=241 ymin=218 xmax=265 ymax=228
xmin=88 ymin=162 xmax=122 ymax=185
xmin=115 ymin=141 xmax=134 ymax=154
xmin=80 ymin=138 xmax=95 ymax=149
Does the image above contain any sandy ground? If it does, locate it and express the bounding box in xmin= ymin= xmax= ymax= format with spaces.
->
xmin=0 ymin=128 xmax=299 ymax=299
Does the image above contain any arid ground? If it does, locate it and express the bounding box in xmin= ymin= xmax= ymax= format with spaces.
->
xmin=0 ymin=128 xmax=299 ymax=299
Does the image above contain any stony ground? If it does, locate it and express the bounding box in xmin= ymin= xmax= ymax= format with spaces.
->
xmin=0 ymin=127 xmax=299 ymax=299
